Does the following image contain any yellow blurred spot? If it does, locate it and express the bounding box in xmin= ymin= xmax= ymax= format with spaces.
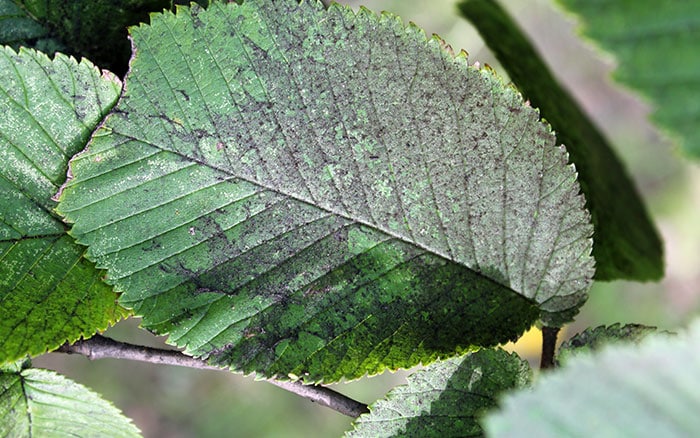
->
xmin=502 ymin=325 xmax=569 ymax=362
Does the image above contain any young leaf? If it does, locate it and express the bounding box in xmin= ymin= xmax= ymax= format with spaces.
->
xmin=0 ymin=361 xmax=142 ymax=437
xmin=459 ymin=0 xmax=663 ymax=282
xmin=557 ymin=0 xmax=700 ymax=158
xmin=0 ymin=47 xmax=126 ymax=364
xmin=347 ymin=348 xmax=531 ymax=437
xmin=0 ymin=0 xmax=171 ymax=76
xmin=57 ymin=0 xmax=594 ymax=382
xmin=485 ymin=321 xmax=700 ymax=437
xmin=557 ymin=323 xmax=659 ymax=365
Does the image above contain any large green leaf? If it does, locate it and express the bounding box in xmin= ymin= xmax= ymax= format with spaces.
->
xmin=485 ymin=320 xmax=700 ymax=437
xmin=459 ymin=0 xmax=663 ymax=281
xmin=57 ymin=0 xmax=594 ymax=382
xmin=347 ymin=348 xmax=531 ymax=437
xmin=557 ymin=0 xmax=700 ymax=158
xmin=0 ymin=0 xmax=171 ymax=76
xmin=0 ymin=360 xmax=142 ymax=437
xmin=0 ymin=46 xmax=126 ymax=364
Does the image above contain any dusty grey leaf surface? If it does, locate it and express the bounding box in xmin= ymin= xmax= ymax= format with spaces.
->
xmin=58 ymin=0 xmax=594 ymax=381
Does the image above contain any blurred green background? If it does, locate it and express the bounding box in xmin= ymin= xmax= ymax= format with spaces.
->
xmin=34 ymin=0 xmax=700 ymax=436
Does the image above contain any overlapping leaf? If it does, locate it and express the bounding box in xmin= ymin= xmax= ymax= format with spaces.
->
xmin=58 ymin=0 xmax=593 ymax=382
xmin=348 ymin=348 xmax=531 ymax=437
xmin=485 ymin=321 xmax=700 ymax=437
xmin=0 ymin=46 xmax=125 ymax=364
xmin=557 ymin=0 xmax=700 ymax=158
xmin=0 ymin=360 xmax=141 ymax=437
xmin=459 ymin=0 xmax=663 ymax=281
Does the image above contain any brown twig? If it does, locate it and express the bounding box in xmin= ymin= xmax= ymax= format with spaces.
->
xmin=57 ymin=335 xmax=368 ymax=418
xmin=540 ymin=326 xmax=560 ymax=369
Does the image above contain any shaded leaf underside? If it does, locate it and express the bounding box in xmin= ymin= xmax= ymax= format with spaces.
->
xmin=0 ymin=47 xmax=125 ymax=364
xmin=58 ymin=0 xmax=593 ymax=381
xmin=348 ymin=348 xmax=531 ymax=437
xmin=558 ymin=0 xmax=700 ymax=158
xmin=0 ymin=365 xmax=141 ymax=437
xmin=459 ymin=0 xmax=663 ymax=281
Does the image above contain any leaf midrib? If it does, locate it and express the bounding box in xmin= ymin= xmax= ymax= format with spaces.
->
xmin=113 ymin=131 xmax=526 ymax=298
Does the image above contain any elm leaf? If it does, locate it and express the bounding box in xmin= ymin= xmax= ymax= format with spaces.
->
xmin=57 ymin=0 xmax=594 ymax=382
xmin=0 ymin=361 xmax=141 ymax=437
xmin=347 ymin=349 xmax=531 ymax=437
xmin=0 ymin=46 xmax=126 ymax=364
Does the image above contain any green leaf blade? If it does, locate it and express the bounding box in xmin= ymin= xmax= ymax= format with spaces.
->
xmin=459 ymin=0 xmax=663 ymax=282
xmin=348 ymin=348 xmax=532 ymax=437
xmin=556 ymin=0 xmax=700 ymax=158
xmin=0 ymin=47 xmax=126 ymax=364
xmin=0 ymin=364 xmax=142 ymax=437
xmin=58 ymin=0 xmax=594 ymax=381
